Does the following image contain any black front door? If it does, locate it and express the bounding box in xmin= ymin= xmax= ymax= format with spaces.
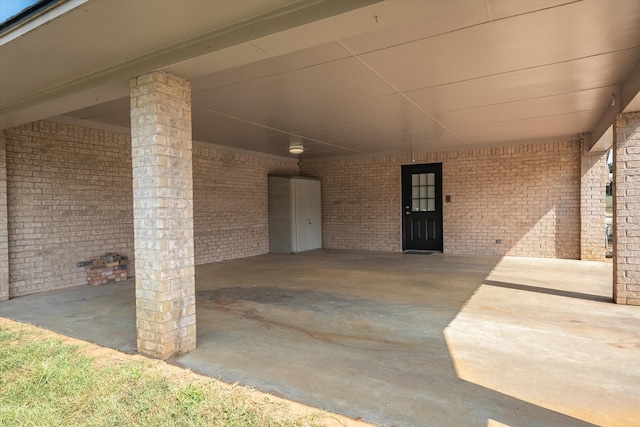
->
xmin=402 ymin=163 xmax=443 ymax=251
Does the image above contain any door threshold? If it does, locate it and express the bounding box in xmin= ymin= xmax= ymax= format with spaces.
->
xmin=402 ymin=250 xmax=441 ymax=255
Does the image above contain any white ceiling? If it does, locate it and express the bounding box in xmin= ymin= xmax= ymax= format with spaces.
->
xmin=2 ymin=0 xmax=640 ymax=159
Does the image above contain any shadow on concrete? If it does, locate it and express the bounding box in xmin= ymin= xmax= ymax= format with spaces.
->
xmin=0 ymin=251 xmax=616 ymax=426
xmin=483 ymin=279 xmax=613 ymax=303
xmin=176 ymin=252 xmax=603 ymax=427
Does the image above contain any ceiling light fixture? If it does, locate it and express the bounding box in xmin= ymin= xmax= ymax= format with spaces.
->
xmin=289 ymin=136 xmax=304 ymax=154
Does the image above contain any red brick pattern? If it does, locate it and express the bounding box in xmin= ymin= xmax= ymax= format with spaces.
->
xmin=85 ymin=253 xmax=128 ymax=286
xmin=613 ymin=112 xmax=640 ymax=305
xmin=302 ymin=141 xmax=582 ymax=258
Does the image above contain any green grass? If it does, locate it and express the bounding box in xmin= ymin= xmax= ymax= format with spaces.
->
xmin=0 ymin=322 xmax=323 ymax=427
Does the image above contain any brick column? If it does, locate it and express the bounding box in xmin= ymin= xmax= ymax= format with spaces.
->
xmin=580 ymin=145 xmax=607 ymax=261
xmin=130 ymin=71 xmax=196 ymax=358
xmin=613 ymin=112 xmax=640 ymax=306
xmin=0 ymin=132 xmax=8 ymax=301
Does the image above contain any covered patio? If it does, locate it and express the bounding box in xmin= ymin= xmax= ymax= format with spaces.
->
xmin=1 ymin=251 xmax=637 ymax=427
xmin=2 ymin=2 xmax=640 ymax=425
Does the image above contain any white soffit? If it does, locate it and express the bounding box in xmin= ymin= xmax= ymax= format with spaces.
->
xmin=0 ymin=0 xmax=293 ymax=107
xmin=354 ymin=2 xmax=640 ymax=92
xmin=0 ymin=0 xmax=383 ymax=127
xmin=13 ymin=0 xmax=640 ymax=159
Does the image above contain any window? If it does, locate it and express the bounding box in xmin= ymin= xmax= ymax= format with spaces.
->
xmin=411 ymin=173 xmax=436 ymax=212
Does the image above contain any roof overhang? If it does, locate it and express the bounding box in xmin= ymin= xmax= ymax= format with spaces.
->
xmin=2 ymin=0 xmax=640 ymax=158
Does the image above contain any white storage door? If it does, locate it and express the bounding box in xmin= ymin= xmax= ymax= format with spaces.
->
xmin=269 ymin=176 xmax=321 ymax=254
xmin=294 ymin=178 xmax=321 ymax=252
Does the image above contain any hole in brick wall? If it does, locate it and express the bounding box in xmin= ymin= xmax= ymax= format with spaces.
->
xmin=84 ymin=253 xmax=128 ymax=286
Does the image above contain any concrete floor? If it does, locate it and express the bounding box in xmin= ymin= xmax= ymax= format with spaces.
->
xmin=1 ymin=250 xmax=639 ymax=427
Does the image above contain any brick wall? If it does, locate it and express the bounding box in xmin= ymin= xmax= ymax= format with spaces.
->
xmin=302 ymin=140 xmax=582 ymax=258
xmin=2 ymin=120 xmax=299 ymax=298
xmin=3 ymin=121 xmax=135 ymax=297
xmin=2 ymin=119 xmax=587 ymax=297
xmin=193 ymin=143 xmax=298 ymax=264
xmin=0 ymin=133 xmax=8 ymax=301
xmin=299 ymin=156 xmax=400 ymax=252
xmin=580 ymin=145 xmax=608 ymax=261
xmin=613 ymin=112 xmax=640 ymax=305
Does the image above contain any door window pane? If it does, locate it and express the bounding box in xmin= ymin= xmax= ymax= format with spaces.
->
xmin=411 ymin=172 xmax=437 ymax=212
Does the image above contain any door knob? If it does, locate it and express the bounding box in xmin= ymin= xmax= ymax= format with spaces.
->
xmin=405 ymin=211 xmax=411 ymax=215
